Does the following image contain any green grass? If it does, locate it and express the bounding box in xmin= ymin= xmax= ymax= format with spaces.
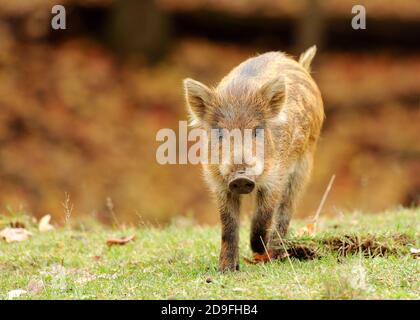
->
xmin=0 ymin=208 xmax=419 ymax=299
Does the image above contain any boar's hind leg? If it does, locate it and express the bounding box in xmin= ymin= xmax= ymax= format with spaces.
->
xmin=270 ymin=154 xmax=313 ymax=243
xmin=218 ymin=192 xmax=241 ymax=272
xmin=250 ymin=188 xmax=277 ymax=254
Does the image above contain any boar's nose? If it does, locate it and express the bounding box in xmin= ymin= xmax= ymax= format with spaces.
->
xmin=229 ymin=176 xmax=255 ymax=194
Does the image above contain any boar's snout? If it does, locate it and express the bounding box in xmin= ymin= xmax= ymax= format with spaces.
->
xmin=228 ymin=173 xmax=255 ymax=194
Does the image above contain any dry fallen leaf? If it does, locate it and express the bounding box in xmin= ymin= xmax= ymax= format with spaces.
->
xmin=243 ymin=256 xmax=258 ymax=265
xmin=253 ymin=251 xmax=272 ymax=262
xmin=0 ymin=227 xmax=33 ymax=243
xmin=244 ymin=247 xmax=293 ymax=264
xmin=7 ymin=289 xmax=27 ymax=299
xmin=106 ymin=234 xmax=136 ymax=246
xmin=38 ymin=214 xmax=54 ymax=232
xmin=244 ymin=250 xmax=273 ymax=264
xmin=296 ymin=223 xmax=316 ymax=237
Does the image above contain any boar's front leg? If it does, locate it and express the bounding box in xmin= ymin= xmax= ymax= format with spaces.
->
xmin=218 ymin=191 xmax=240 ymax=272
xmin=270 ymin=154 xmax=313 ymax=244
xmin=250 ymin=188 xmax=277 ymax=254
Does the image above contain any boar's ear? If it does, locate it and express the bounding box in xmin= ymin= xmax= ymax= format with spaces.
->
xmin=184 ymin=78 xmax=213 ymax=125
xmin=259 ymin=78 xmax=286 ymax=118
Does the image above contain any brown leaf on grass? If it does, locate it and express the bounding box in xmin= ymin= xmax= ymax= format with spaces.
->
xmin=0 ymin=227 xmax=33 ymax=243
xmin=253 ymin=251 xmax=272 ymax=262
xmin=243 ymin=257 xmax=256 ymax=264
xmin=106 ymin=234 xmax=135 ymax=246
xmin=296 ymin=223 xmax=316 ymax=237
xmin=244 ymin=250 xmax=274 ymax=264
xmin=38 ymin=214 xmax=54 ymax=232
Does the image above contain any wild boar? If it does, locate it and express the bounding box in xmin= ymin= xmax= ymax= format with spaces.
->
xmin=183 ymin=46 xmax=324 ymax=271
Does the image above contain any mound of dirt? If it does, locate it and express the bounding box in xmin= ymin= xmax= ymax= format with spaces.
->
xmin=271 ymin=242 xmax=320 ymax=261
xmin=323 ymin=235 xmax=391 ymax=257
xmin=249 ymin=233 xmax=416 ymax=264
xmin=323 ymin=233 xmax=415 ymax=257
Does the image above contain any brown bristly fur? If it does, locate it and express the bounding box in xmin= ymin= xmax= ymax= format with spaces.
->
xmin=184 ymin=46 xmax=324 ymax=272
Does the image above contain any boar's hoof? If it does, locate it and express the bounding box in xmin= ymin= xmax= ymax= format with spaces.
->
xmin=219 ymin=262 xmax=240 ymax=272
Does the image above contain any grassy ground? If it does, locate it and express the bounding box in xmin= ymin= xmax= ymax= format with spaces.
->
xmin=0 ymin=208 xmax=419 ymax=300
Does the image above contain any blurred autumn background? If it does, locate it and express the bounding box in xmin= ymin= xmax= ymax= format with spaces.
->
xmin=0 ymin=0 xmax=419 ymax=225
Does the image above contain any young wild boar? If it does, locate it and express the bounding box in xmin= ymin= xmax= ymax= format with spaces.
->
xmin=183 ymin=46 xmax=324 ymax=272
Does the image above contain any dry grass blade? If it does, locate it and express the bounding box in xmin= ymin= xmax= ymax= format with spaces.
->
xmin=322 ymin=234 xmax=401 ymax=257
xmin=243 ymin=256 xmax=258 ymax=265
xmin=312 ymin=174 xmax=336 ymax=225
xmin=258 ymin=235 xmax=272 ymax=262
xmin=296 ymin=174 xmax=336 ymax=237
xmin=274 ymin=228 xmax=306 ymax=294
xmin=62 ymin=192 xmax=73 ymax=224
xmin=106 ymin=234 xmax=136 ymax=246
